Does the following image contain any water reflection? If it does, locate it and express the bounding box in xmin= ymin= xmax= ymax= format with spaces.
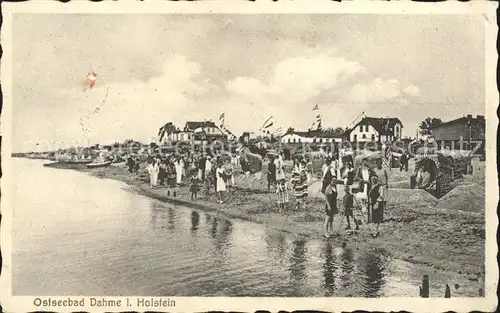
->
xmin=264 ymin=229 xmax=288 ymax=261
xmin=288 ymin=239 xmax=307 ymax=295
xmin=361 ymin=250 xmax=387 ymax=297
xmin=150 ymin=203 xmax=167 ymax=230
xmin=212 ymin=218 xmax=233 ymax=258
xmin=340 ymin=248 xmax=355 ymax=293
xmin=190 ymin=211 xmax=200 ymax=232
xmin=167 ymin=207 xmax=175 ymax=230
xmin=323 ymin=242 xmax=337 ymax=296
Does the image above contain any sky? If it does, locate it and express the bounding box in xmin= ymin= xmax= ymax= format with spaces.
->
xmin=12 ymin=14 xmax=485 ymax=152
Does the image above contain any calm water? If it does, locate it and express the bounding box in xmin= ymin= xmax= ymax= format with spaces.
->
xmin=11 ymin=159 xmax=477 ymax=297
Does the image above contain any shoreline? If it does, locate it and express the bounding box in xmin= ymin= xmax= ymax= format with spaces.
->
xmin=43 ymin=159 xmax=485 ymax=284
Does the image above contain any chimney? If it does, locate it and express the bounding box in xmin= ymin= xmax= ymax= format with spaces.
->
xmin=466 ymin=114 xmax=472 ymax=119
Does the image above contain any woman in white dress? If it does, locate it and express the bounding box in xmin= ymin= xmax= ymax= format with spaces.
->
xmin=216 ymin=162 xmax=227 ymax=204
xmin=174 ymin=157 xmax=184 ymax=185
xmin=147 ymin=159 xmax=158 ymax=188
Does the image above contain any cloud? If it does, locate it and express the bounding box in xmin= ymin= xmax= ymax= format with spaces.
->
xmin=403 ymin=84 xmax=421 ymax=97
xmin=227 ymin=54 xmax=365 ymax=104
xmin=53 ymin=55 xmax=214 ymax=144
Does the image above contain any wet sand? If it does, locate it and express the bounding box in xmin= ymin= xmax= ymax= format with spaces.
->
xmin=44 ymin=161 xmax=485 ymax=284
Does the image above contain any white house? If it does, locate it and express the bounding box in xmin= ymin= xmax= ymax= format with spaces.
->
xmin=280 ymin=130 xmax=343 ymax=144
xmin=347 ymin=117 xmax=403 ymax=143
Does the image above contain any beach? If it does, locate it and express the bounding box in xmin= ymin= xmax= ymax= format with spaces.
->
xmin=43 ymin=158 xmax=485 ymax=285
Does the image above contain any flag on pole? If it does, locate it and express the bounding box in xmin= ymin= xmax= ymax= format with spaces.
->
xmin=313 ymin=104 xmax=319 ymax=111
xmin=219 ymin=113 xmax=225 ymax=126
xmin=83 ymin=72 xmax=97 ymax=91
xmin=261 ymin=116 xmax=274 ymax=129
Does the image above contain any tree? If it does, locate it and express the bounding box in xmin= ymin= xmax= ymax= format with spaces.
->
xmin=419 ymin=117 xmax=442 ymax=135
xmin=158 ymin=122 xmax=177 ymax=142
xmin=285 ymin=127 xmax=295 ymax=135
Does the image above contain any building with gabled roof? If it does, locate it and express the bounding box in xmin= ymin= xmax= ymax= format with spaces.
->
xmin=345 ymin=117 xmax=403 ymax=143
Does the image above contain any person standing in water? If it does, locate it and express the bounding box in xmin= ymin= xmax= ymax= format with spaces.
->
xmin=324 ymin=177 xmax=338 ymax=238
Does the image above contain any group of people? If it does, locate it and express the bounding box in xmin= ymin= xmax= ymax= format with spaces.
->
xmin=146 ymin=155 xmax=185 ymax=189
xmin=144 ymin=151 xmax=236 ymax=204
xmin=321 ymin=156 xmax=389 ymax=238
xmin=141 ymin=146 xmax=391 ymax=238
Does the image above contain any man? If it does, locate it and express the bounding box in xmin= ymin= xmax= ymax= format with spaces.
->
xmin=399 ymin=150 xmax=409 ymax=172
xmin=267 ymin=156 xmax=277 ymax=191
xmin=198 ymin=153 xmax=207 ymax=181
xmin=324 ymin=177 xmax=338 ymax=238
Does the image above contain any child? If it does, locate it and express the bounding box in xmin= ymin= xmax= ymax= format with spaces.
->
xmin=342 ymin=186 xmax=359 ymax=231
xmin=276 ymin=179 xmax=289 ymax=213
xmin=190 ymin=174 xmax=200 ymax=200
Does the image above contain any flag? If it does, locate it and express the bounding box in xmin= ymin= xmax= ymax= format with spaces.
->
xmin=219 ymin=113 xmax=225 ymax=126
xmin=262 ymin=116 xmax=274 ymax=129
xmin=313 ymin=104 xmax=319 ymax=111
xmin=83 ymin=72 xmax=97 ymax=91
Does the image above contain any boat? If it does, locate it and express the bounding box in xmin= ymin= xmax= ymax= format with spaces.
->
xmin=65 ymin=159 xmax=93 ymax=164
xmin=86 ymin=161 xmax=112 ymax=169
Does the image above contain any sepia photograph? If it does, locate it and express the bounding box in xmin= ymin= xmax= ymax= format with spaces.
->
xmin=0 ymin=2 xmax=498 ymax=312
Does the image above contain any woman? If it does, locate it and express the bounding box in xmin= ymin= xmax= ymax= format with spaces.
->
xmin=292 ymin=157 xmax=308 ymax=210
xmin=275 ymin=152 xmax=286 ymax=181
xmin=324 ymin=177 xmax=338 ymax=238
xmin=146 ymin=159 xmax=157 ymax=189
xmin=166 ymin=158 xmax=177 ymax=189
xmin=276 ymin=178 xmax=289 ymax=213
xmin=224 ymin=158 xmax=234 ymax=189
xmin=356 ymin=161 xmax=372 ymax=211
xmin=216 ymin=161 xmax=227 ymax=204
xmin=158 ymin=158 xmax=167 ymax=186
xmin=174 ymin=156 xmax=184 ymax=186
xmin=368 ymin=176 xmax=383 ymax=237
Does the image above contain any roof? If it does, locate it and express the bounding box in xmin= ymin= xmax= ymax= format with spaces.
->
xmin=284 ymin=130 xmax=343 ymax=138
xmin=428 ymin=116 xmax=485 ymax=129
xmin=351 ymin=117 xmax=403 ymax=136
xmin=184 ymin=121 xmax=217 ymax=130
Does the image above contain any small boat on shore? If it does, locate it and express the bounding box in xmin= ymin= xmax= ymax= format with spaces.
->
xmin=86 ymin=161 xmax=112 ymax=169
xmin=65 ymin=159 xmax=93 ymax=164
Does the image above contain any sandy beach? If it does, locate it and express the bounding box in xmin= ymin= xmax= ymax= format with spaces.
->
xmin=43 ymin=158 xmax=485 ymax=285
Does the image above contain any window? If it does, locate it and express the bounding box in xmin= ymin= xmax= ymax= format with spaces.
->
xmin=293 ymin=139 xmax=296 ymax=143
xmin=353 ymin=134 xmax=358 ymax=141
xmin=359 ymin=125 xmax=363 ymax=132
xmin=319 ymin=139 xmax=323 ymax=143
xmin=298 ymin=139 xmax=301 ymax=143
xmin=365 ymin=125 xmax=369 ymax=132
xmin=288 ymin=139 xmax=291 ymax=143
xmin=371 ymin=134 xmax=375 ymax=141
xmin=313 ymin=139 xmax=316 ymax=143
